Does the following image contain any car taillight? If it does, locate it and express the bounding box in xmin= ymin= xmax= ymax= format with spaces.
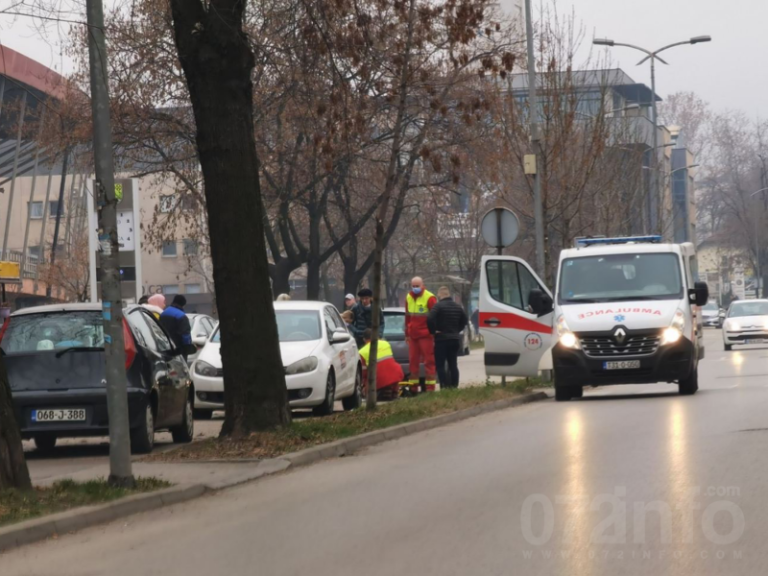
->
xmin=0 ymin=317 xmax=10 ymax=345
xmin=123 ymin=318 xmax=137 ymax=370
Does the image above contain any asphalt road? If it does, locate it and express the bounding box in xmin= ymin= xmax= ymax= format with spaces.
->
xmin=6 ymin=329 xmax=768 ymax=575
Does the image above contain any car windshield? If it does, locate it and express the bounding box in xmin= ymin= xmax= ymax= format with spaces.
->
xmin=728 ymin=302 xmax=768 ymax=318
xmin=703 ymin=303 xmax=719 ymax=311
xmin=275 ymin=310 xmax=321 ymax=342
xmin=559 ymin=253 xmax=683 ymax=303
xmin=1 ymin=311 xmax=105 ymax=354
xmin=383 ymin=312 xmax=406 ymax=338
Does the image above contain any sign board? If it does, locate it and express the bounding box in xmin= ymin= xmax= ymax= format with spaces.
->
xmin=0 ymin=261 xmax=21 ymax=284
xmin=731 ymin=267 xmax=746 ymax=301
xmin=481 ymin=207 xmax=519 ymax=252
xmin=87 ymin=178 xmax=142 ymax=303
xmin=523 ymin=154 xmax=537 ymax=175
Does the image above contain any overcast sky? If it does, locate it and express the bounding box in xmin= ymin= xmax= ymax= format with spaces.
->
xmin=0 ymin=0 xmax=766 ymax=117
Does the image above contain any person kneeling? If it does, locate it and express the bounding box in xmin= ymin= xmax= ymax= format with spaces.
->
xmin=359 ymin=329 xmax=404 ymax=401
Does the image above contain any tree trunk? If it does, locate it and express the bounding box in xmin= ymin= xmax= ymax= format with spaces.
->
xmin=170 ymin=0 xmax=290 ymax=434
xmin=0 ymin=355 xmax=31 ymax=491
xmin=306 ymin=258 xmax=321 ymax=300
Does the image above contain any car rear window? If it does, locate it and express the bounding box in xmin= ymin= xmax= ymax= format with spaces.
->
xmin=383 ymin=313 xmax=405 ymax=338
xmin=2 ymin=311 xmax=105 ymax=354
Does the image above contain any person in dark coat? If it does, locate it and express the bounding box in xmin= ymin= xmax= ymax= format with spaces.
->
xmin=427 ymin=286 xmax=468 ymax=389
xmin=160 ymin=294 xmax=193 ymax=358
xmin=350 ymin=288 xmax=384 ymax=348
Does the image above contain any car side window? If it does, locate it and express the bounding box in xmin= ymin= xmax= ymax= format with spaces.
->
xmin=323 ymin=308 xmax=337 ymax=341
xmin=486 ymin=260 xmax=523 ymax=310
xmin=517 ymin=263 xmax=544 ymax=311
xmin=128 ymin=310 xmax=158 ymax=352
xmin=203 ymin=317 xmax=214 ymax=334
xmin=145 ymin=312 xmax=173 ymax=352
xmin=330 ymin=308 xmax=347 ymax=331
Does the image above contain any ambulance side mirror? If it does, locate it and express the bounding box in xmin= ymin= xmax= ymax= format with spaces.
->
xmin=528 ymin=289 xmax=553 ymax=316
xmin=690 ymin=281 xmax=709 ymax=307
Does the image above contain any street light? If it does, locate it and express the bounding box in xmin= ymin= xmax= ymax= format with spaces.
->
xmin=593 ymin=35 xmax=712 ymax=236
xmin=750 ymin=188 xmax=768 ymax=297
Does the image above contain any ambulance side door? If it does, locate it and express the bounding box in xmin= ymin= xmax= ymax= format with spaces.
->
xmin=479 ymin=255 xmax=554 ymax=377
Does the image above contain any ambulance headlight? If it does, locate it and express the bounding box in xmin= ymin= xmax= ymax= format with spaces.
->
xmin=661 ymin=310 xmax=686 ymax=345
xmin=556 ymin=316 xmax=580 ymax=349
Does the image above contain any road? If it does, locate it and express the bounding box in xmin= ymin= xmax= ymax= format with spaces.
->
xmin=5 ymin=329 xmax=768 ymax=575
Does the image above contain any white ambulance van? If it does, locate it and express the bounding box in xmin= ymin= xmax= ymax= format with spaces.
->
xmin=479 ymin=236 xmax=708 ymax=401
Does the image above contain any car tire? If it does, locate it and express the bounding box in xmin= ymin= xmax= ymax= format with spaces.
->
xmin=130 ymin=403 xmax=155 ymax=454
xmin=193 ymin=409 xmax=214 ymax=420
xmin=342 ymin=368 xmax=363 ymax=411
xmin=724 ymin=343 xmax=732 ymax=351
xmin=679 ymin=365 xmax=699 ymax=396
xmin=313 ymin=372 xmax=336 ymax=416
xmin=171 ymin=393 xmax=195 ymax=444
xmin=34 ymin=434 xmax=57 ymax=452
xmin=555 ymin=386 xmax=574 ymax=401
xmin=571 ymin=386 xmax=583 ymax=399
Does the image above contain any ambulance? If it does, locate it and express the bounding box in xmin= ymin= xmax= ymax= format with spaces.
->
xmin=478 ymin=236 xmax=709 ymax=401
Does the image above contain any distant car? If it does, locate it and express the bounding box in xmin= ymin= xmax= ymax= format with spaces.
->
xmin=701 ymin=302 xmax=724 ymax=328
xmin=191 ymin=302 xmax=363 ymax=417
xmin=383 ymin=307 xmax=470 ymax=383
xmin=187 ymin=313 xmax=216 ymax=365
xmin=4 ymin=304 xmax=194 ymax=454
xmin=723 ymin=300 xmax=768 ymax=350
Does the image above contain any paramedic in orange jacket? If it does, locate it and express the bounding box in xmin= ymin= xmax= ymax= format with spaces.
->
xmin=405 ymin=276 xmax=438 ymax=392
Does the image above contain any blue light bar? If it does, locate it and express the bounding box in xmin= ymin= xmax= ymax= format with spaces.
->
xmin=575 ymin=235 xmax=662 ymax=247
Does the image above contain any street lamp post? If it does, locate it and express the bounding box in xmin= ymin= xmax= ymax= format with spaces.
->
xmin=594 ymin=35 xmax=711 ymax=237
xmin=750 ymin=188 xmax=768 ymax=298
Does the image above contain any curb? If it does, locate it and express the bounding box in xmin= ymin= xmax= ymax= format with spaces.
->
xmin=0 ymin=484 xmax=206 ymax=554
xmin=0 ymin=390 xmax=548 ymax=554
xmin=276 ymin=390 xmax=549 ymax=468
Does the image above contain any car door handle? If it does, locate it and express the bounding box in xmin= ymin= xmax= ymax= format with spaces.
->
xmin=484 ymin=318 xmax=501 ymax=327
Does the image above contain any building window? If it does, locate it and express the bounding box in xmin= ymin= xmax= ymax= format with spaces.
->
xmin=159 ymin=195 xmax=176 ymax=213
xmin=185 ymin=283 xmax=201 ymax=294
xmin=162 ymin=284 xmax=180 ymax=295
xmin=183 ymin=239 xmax=199 ymax=256
xmin=162 ymin=241 xmax=177 ymax=257
xmin=49 ymin=201 xmax=60 ymax=217
xmin=28 ymin=246 xmax=41 ymax=260
xmin=29 ymin=202 xmax=43 ymax=219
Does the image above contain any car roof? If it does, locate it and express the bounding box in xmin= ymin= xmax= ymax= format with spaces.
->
xmin=384 ymin=307 xmax=405 ymax=313
xmin=12 ymin=302 xmax=103 ymax=316
xmin=560 ymin=243 xmax=683 ymax=259
xmin=731 ymin=299 xmax=768 ymax=305
xmin=273 ymin=301 xmax=336 ymax=312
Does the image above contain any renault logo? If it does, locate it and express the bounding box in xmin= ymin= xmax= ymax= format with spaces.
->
xmin=613 ymin=327 xmax=627 ymax=344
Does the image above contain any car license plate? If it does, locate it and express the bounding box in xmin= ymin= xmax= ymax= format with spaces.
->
xmin=31 ymin=408 xmax=86 ymax=422
xmin=745 ymin=339 xmax=767 ymax=345
xmin=603 ymin=360 xmax=641 ymax=370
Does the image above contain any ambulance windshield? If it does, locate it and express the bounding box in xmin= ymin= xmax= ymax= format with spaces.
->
xmin=559 ymin=253 xmax=683 ymax=303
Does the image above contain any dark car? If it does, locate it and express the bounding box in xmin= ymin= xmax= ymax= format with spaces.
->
xmin=383 ymin=307 xmax=470 ymax=382
xmin=4 ymin=303 xmax=194 ymax=454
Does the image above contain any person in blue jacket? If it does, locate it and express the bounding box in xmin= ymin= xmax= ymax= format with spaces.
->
xmin=160 ymin=294 xmax=193 ymax=357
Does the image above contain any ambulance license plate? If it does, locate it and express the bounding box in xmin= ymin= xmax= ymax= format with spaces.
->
xmin=745 ymin=339 xmax=767 ymax=345
xmin=603 ymin=360 xmax=641 ymax=370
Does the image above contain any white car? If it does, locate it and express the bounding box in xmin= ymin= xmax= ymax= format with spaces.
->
xmin=191 ymin=301 xmax=363 ymax=418
xmin=187 ymin=313 xmax=216 ymax=365
xmin=722 ymin=300 xmax=768 ymax=351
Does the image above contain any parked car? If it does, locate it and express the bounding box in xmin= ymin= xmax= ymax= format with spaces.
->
xmin=4 ymin=303 xmax=194 ymax=454
xmin=187 ymin=313 xmax=216 ymax=365
xmin=382 ymin=307 xmax=470 ymax=384
xmin=701 ymin=301 xmax=725 ymax=328
xmin=191 ymin=301 xmax=363 ymax=417
xmin=723 ymin=299 xmax=768 ymax=351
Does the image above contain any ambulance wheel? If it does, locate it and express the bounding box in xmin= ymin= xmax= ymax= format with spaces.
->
xmin=555 ymin=386 xmax=577 ymax=401
xmin=724 ymin=344 xmax=732 ymax=351
xmin=571 ymin=386 xmax=583 ymax=399
xmin=679 ymin=366 xmax=699 ymax=396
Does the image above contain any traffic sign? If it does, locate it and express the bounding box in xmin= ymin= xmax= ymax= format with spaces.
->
xmin=481 ymin=208 xmax=519 ymax=253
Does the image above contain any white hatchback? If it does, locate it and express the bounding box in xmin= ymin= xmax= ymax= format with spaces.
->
xmin=190 ymin=302 xmax=363 ymax=418
xmin=722 ymin=300 xmax=768 ymax=351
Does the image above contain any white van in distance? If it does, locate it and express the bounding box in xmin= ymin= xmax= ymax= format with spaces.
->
xmin=479 ymin=236 xmax=709 ymax=401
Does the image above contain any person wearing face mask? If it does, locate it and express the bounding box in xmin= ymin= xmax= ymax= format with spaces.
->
xmin=350 ymin=288 xmax=385 ymax=348
xmin=404 ymin=276 xmax=438 ymax=393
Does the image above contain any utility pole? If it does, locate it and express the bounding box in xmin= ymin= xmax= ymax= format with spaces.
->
xmin=46 ymin=147 xmax=69 ymax=297
xmin=85 ymin=0 xmax=134 ymax=487
xmin=524 ymin=0 xmax=546 ymax=278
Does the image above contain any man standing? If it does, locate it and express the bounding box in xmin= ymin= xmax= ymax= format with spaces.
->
xmin=160 ymin=294 xmax=193 ymax=358
xmin=351 ymin=288 xmax=384 ymax=348
xmin=344 ymin=293 xmax=357 ymax=311
xmin=405 ymin=277 xmax=437 ymax=392
xmin=428 ymin=286 xmax=468 ymax=389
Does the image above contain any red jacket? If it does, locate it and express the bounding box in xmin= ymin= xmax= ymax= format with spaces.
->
xmin=406 ymin=289 xmax=437 ymax=340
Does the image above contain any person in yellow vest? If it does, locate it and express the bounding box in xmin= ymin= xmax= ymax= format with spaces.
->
xmin=404 ymin=276 xmax=438 ymax=393
xmin=359 ymin=329 xmax=404 ymax=400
